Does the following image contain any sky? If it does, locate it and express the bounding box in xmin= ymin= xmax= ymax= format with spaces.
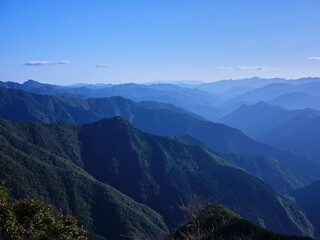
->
xmin=0 ymin=0 xmax=320 ymax=85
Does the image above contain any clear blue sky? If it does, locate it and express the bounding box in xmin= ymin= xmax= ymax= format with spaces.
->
xmin=0 ymin=0 xmax=320 ymax=84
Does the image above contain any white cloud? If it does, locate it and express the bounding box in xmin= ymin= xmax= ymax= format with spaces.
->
xmin=26 ymin=61 xmax=53 ymax=66
xmin=56 ymin=61 xmax=70 ymax=64
xmin=25 ymin=60 xmax=70 ymax=66
xmin=216 ymin=66 xmax=270 ymax=71
xmin=96 ymin=63 xmax=112 ymax=68
xmin=235 ymin=66 xmax=267 ymax=71
xmin=308 ymin=57 xmax=320 ymax=61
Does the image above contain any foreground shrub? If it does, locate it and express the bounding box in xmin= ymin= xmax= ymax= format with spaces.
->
xmin=0 ymin=181 xmax=87 ymax=240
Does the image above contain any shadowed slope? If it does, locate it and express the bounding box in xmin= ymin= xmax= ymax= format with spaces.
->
xmin=0 ymin=118 xmax=168 ymax=240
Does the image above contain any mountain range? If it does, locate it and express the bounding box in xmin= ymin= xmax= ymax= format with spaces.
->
xmin=0 ymin=117 xmax=314 ymax=237
xmin=218 ymin=102 xmax=320 ymax=164
xmin=269 ymin=92 xmax=320 ymax=111
xmin=0 ymin=118 xmax=168 ymax=240
xmin=170 ymin=135 xmax=310 ymax=194
xmin=225 ymin=81 xmax=320 ymax=104
xmin=0 ymin=80 xmax=221 ymax=121
xmin=1 ymin=78 xmax=320 ymax=239
xmin=2 ymin=77 xmax=320 ymax=121
xmin=1 ymin=87 xmax=320 ymax=193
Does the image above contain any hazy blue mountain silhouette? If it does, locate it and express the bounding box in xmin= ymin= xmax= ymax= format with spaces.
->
xmin=1 ymin=87 xmax=320 ymax=191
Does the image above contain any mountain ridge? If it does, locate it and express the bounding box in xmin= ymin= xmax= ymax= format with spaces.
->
xmin=0 ymin=117 xmax=168 ymax=240
xmin=0 ymin=116 xmax=314 ymax=236
xmin=1 ymin=87 xmax=320 ymax=193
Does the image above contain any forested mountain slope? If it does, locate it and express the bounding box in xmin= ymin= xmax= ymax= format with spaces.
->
xmin=1 ymin=87 xmax=320 ymax=192
xmin=0 ymin=117 xmax=314 ymax=236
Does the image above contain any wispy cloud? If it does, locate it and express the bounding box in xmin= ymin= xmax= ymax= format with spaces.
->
xmin=25 ymin=60 xmax=70 ymax=66
xmin=96 ymin=63 xmax=112 ymax=68
xmin=26 ymin=61 xmax=53 ymax=66
xmin=308 ymin=57 xmax=320 ymax=61
xmin=56 ymin=61 xmax=70 ymax=64
xmin=235 ymin=66 xmax=267 ymax=71
xmin=216 ymin=66 xmax=270 ymax=71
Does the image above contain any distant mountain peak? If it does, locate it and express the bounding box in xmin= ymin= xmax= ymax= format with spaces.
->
xmin=85 ymin=116 xmax=133 ymax=131
xmin=23 ymin=79 xmax=41 ymax=85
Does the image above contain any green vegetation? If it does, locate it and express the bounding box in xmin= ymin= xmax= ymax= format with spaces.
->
xmin=165 ymin=204 xmax=315 ymax=240
xmin=0 ymin=84 xmax=319 ymax=239
xmin=0 ymin=80 xmax=219 ymax=121
xmin=0 ymin=119 xmax=168 ymax=240
xmin=0 ymin=182 xmax=87 ymax=240
xmin=170 ymin=135 xmax=308 ymax=193
xmin=0 ymin=180 xmax=10 ymax=200
xmin=0 ymin=117 xmax=314 ymax=237
xmin=0 ymin=86 xmax=202 ymax=123
xmin=1 ymin=87 xmax=319 ymax=194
